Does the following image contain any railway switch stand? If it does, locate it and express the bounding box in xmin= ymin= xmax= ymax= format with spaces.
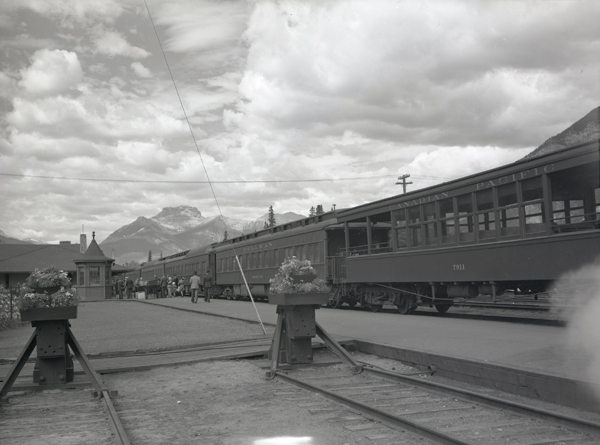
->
xmin=0 ymin=312 xmax=108 ymax=401
xmin=266 ymin=294 xmax=362 ymax=379
xmin=31 ymin=319 xmax=74 ymax=385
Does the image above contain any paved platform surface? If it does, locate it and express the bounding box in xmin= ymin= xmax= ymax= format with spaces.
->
xmin=1 ymin=297 xmax=595 ymax=392
xmin=140 ymin=297 xmax=595 ymax=386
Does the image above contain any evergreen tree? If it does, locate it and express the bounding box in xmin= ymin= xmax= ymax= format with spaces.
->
xmin=263 ymin=221 xmax=269 ymax=229
xmin=309 ymin=206 xmax=316 ymax=216
xmin=268 ymin=205 xmax=276 ymax=228
xmin=148 ymin=250 xmax=152 ymax=262
xmin=316 ymin=204 xmax=324 ymax=215
xmin=223 ymin=229 xmax=228 ymax=241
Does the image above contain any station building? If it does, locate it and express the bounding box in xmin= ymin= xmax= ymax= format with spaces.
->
xmin=0 ymin=233 xmax=126 ymax=299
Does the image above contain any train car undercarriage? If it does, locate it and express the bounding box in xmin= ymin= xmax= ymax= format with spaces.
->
xmin=329 ymin=280 xmax=549 ymax=314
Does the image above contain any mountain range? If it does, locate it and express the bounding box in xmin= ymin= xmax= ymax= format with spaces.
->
xmin=99 ymin=207 xmax=305 ymax=264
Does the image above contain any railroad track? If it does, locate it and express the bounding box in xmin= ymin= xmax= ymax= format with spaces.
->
xmin=3 ymin=338 xmax=598 ymax=444
xmin=273 ymin=364 xmax=600 ymax=445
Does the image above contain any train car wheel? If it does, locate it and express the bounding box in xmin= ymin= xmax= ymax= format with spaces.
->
xmin=370 ymin=304 xmax=383 ymax=312
xmin=396 ymin=297 xmax=411 ymax=315
xmin=435 ymin=303 xmax=452 ymax=314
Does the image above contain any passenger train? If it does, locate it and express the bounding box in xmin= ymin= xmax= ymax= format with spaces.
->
xmin=132 ymin=139 xmax=600 ymax=314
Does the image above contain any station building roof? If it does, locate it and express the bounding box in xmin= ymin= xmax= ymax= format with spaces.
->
xmin=0 ymin=243 xmax=85 ymax=273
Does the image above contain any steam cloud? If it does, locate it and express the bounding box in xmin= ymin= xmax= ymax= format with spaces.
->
xmin=552 ymin=256 xmax=600 ymax=400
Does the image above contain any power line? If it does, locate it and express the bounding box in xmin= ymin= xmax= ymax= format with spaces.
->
xmin=0 ymin=172 xmax=451 ymax=184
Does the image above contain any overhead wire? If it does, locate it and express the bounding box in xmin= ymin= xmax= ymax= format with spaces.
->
xmin=143 ymin=0 xmax=267 ymax=334
xmin=0 ymin=172 xmax=453 ymax=184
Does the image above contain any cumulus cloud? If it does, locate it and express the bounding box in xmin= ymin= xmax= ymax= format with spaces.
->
xmin=93 ymin=29 xmax=151 ymax=58
xmin=230 ymin=1 xmax=599 ymax=148
xmin=18 ymin=49 xmax=83 ymax=96
xmin=3 ymin=0 xmax=129 ymax=27
xmin=131 ymin=61 xmax=152 ymax=78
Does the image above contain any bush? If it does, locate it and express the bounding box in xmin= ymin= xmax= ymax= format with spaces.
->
xmin=0 ymin=286 xmax=23 ymax=331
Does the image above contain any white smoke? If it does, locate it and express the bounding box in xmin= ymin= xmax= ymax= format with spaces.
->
xmin=551 ymin=256 xmax=600 ymax=399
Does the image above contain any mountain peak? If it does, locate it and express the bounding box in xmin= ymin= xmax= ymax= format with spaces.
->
xmin=153 ymin=206 xmax=203 ymax=219
xmin=151 ymin=206 xmax=206 ymax=232
xmin=524 ymin=106 xmax=600 ymax=159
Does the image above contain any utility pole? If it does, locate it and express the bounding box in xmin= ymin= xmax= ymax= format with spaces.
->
xmin=396 ymin=174 xmax=413 ymax=194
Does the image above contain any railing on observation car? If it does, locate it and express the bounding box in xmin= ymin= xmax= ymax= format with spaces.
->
xmin=551 ymin=212 xmax=600 ymax=233
xmin=344 ymin=243 xmax=393 ymax=256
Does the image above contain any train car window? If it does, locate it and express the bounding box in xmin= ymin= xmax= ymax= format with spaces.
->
xmin=476 ymin=189 xmax=496 ymax=240
xmin=252 ymin=253 xmax=257 ymax=268
xmin=423 ymin=203 xmax=436 ymax=221
xmin=497 ymin=183 xmax=520 ymax=237
xmin=522 ymin=176 xmax=544 ymax=202
xmin=457 ymin=193 xmax=475 ymax=242
xmin=408 ymin=206 xmax=421 ymax=224
xmin=258 ymin=252 xmax=263 ymax=268
xmin=524 ymin=203 xmax=545 ymax=229
xmin=423 ymin=203 xmax=438 ymax=245
xmin=439 ymin=198 xmax=456 ymax=245
xmin=407 ymin=206 xmax=422 ymax=247
xmin=498 ymin=183 xmax=518 ymax=206
xmin=392 ymin=209 xmax=408 ymax=249
xmin=302 ymin=244 xmax=308 ymax=260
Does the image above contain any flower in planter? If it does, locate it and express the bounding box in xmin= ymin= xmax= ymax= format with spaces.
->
xmin=26 ymin=266 xmax=71 ymax=290
xmin=269 ymin=257 xmax=330 ymax=295
xmin=19 ymin=266 xmax=80 ymax=311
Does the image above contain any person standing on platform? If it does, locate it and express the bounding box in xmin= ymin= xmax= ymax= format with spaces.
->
xmin=167 ymin=276 xmax=174 ymax=298
xmin=178 ymin=277 xmax=186 ymax=297
xmin=125 ymin=276 xmax=134 ymax=299
xmin=203 ymin=270 xmax=213 ymax=302
xmin=117 ymin=277 xmax=124 ymax=300
xmin=189 ymin=271 xmax=201 ymax=304
xmin=173 ymin=275 xmax=179 ymax=296
xmin=160 ymin=274 xmax=168 ymax=299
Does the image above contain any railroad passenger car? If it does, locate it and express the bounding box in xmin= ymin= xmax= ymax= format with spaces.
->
xmin=330 ymin=139 xmax=600 ymax=313
xmin=209 ymin=213 xmax=340 ymax=300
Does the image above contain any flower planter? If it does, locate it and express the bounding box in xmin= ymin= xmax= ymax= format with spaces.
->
xmin=32 ymin=286 xmax=61 ymax=295
xmin=268 ymin=292 xmax=330 ymax=306
xmin=20 ymin=306 xmax=78 ymax=322
xmin=289 ymin=274 xmax=317 ymax=284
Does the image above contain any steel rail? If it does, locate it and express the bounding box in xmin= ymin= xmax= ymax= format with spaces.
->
xmin=274 ymin=370 xmax=470 ymax=445
xmin=101 ymin=390 xmax=131 ymax=445
xmin=362 ymin=366 xmax=600 ymax=436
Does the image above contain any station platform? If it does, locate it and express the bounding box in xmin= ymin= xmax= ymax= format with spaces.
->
xmin=1 ymin=297 xmax=598 ymax=412
xmin=141 ymin=297 xmax=600 ymax=411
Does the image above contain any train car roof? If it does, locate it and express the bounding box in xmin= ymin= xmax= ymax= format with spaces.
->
xmin=337 ymin=139 xmax=599 ymax=222
xmin=211 ymin=217 xmax=338 ymax=253
xmin=213 ymin=211 xmax=340 ymax=247
xmin=184 ymin=244 xmax=213 ymax=257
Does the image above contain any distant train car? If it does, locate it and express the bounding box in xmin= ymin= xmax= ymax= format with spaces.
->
xmin=210 ymin=213 xmax=340 ymax=300
xmin=331 ymin=139 xmax=600 ymax=313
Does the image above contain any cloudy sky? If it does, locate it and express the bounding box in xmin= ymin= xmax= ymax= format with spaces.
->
xmin=1 ymin=0 xmax=598 ymax=244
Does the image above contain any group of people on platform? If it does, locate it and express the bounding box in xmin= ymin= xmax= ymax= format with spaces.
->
xmin=113 ymin=271 xmax=212 ymax=301
xmin=113 ymin=276 xmax=137 ymax=299
xmin=157 ymin=271 xmax=212 ymax=303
